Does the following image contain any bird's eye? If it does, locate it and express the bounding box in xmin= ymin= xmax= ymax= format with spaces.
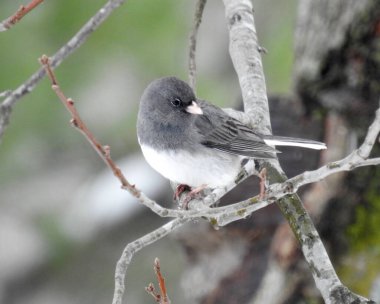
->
xmin=171 ymin=98 xmax=182 ymax=107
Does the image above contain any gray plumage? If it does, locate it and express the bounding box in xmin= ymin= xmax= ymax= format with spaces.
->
xmin=137 ymin=77 xmax=326 ymax=188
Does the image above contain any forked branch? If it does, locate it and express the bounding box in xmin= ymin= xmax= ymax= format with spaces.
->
xmin=145 ymin=258 xmax=171 ymax=304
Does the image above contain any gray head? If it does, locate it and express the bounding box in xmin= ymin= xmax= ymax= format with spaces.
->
xmin=139 ymin=77 xmax=202 ymax=119
xmin=137 ymin=77 xmax=203 ymax=149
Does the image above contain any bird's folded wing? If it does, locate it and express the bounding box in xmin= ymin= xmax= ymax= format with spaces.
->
xmin=194 ymin=106 xmax=277 ymax=159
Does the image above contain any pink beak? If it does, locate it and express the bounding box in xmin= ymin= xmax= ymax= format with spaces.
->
xmin=185 ymin=101 xmax=203 ymax=115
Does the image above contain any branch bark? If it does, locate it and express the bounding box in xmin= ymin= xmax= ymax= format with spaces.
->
xmin=145 ymin=258 xmax=171 ymax=304
xmin=223 ymin=0 xmax=271 ymax=133
xmin=0 ymin=0 xmax=44 ymax=32
xmin=188 ymin=0 xmax=207 ymax=92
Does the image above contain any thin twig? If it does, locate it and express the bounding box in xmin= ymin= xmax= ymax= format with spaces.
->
xmin=145 ymin=258 xmax=171 ymax=304
xmin=0 ymin=0 xmax=127 ymax=142
xmin=188 ymin=0 xmax=207 ymax=92
xmin=39 ymin=55 xmax=140 ymax=199
xmin=0 ymin=0 xmax=44 ymax=32
xmin=145 ymin=283 xmax=161 ymax=303
xmin=154 ymin=258 xmax=170 ymax=304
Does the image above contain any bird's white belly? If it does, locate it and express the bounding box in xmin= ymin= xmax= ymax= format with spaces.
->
xmin=140 ymin=144 xmax=241 ymax=188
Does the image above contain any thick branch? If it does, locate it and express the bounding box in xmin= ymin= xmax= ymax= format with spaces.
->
xmin=222 ymin=0 xmax=375 ymax=303
xmin=223 ymin=0 xmax=271 ymax=133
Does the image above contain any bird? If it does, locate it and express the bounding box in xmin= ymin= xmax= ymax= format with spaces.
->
xmin=136 ymin=77 xmax=326 ymax=199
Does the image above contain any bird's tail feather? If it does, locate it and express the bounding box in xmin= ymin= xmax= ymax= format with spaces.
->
xmin=263 ymin=136 xmax=326 ymax=150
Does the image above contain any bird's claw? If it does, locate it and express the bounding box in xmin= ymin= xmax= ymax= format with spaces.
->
xmin=173 ymin=184 xmax=191 ymax=201
xmin=175 ymin=184 xmax=207 ymax=209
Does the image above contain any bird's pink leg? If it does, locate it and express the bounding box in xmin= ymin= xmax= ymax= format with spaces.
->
xmin=173 ymin=184 xmax=191 ymax=201
xmin=182 ymin=184 xmax=207 ymax=209
xmin=258 ymin=168 xmax=267 ymax=200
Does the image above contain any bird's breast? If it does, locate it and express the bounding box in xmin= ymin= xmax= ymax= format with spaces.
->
xmin=139 ymin=143 xmax=242 ymax=188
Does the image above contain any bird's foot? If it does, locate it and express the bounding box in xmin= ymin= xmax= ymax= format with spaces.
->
xmin=181 ymin=184 xmax=207 ymax=210
xmin=258 ymin=168 xmax=268 ymax=200
xmin=173 ymin=184 xmax=191 ymax=201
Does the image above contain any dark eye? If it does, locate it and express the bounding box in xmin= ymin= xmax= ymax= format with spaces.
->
xmin=171 ymin=98 xmax=182 ymax=107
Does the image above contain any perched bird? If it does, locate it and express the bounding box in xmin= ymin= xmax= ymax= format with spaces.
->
xmin=137 ymin=77 xmax=326 ymax=197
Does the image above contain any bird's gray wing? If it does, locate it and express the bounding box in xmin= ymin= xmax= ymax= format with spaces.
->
xmin=194 ymin=101 xmax=277 ymax=159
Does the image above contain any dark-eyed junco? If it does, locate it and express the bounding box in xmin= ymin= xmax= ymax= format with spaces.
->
xmin=137 ymin=77 xmax=326 ymax=191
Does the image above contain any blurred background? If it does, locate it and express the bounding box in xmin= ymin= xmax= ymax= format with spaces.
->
xmin=0 ymin=0 xmax=379 ymax=303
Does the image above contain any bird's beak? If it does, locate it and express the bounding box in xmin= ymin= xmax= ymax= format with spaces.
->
xmin=185 ymin=101 xmax=203 ymax=115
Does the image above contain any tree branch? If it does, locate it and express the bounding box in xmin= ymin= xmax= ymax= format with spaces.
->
xmin=188 ymin=0 xmax=207 ymax=92
xmin=145 ymin=258 xmax=171 ymax=304
xmin=0 ymin=0 xmax=44 ymax=32
xmin=223 ymin=0 xmax=271 ymax=133
xmin=0 ymin=0 xmax=127 ymax=142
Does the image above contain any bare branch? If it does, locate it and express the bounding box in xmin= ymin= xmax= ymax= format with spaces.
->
xmin=0 ymin=0 xmax=44 ymax=32
xmin=188 ymin=0 xmax=207 ymax=92
xmin=39 ymin=55 xmax=145 ymax=198
xmin=145 ymin=283 xmax=161 ymax=303
xmin=0 ymin=0 xmax=127 ymax=142
xmin=145 ymin=258 xmax=171 ymax=304
xmin=223 ymin=0 xmax=271 ymax=132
